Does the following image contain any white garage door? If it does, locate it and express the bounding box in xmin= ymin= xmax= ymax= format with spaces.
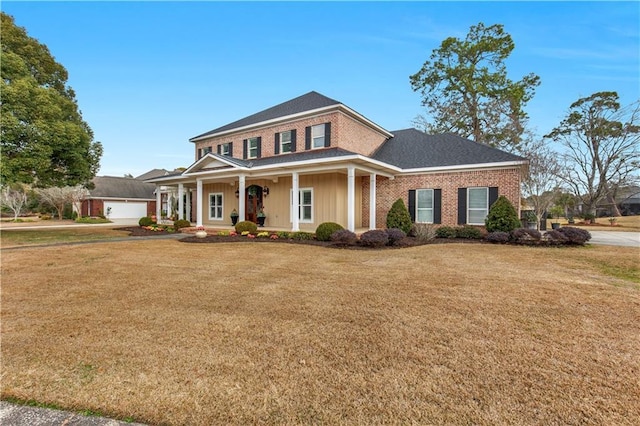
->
xmin=104 ymin=201 xmax=148 ymax=219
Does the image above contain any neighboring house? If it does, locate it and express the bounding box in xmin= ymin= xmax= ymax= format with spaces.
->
xmin=146 ymin=91 xmax=527 ymax=231
xmin=81 ymin=175 xmax=159 ymax=219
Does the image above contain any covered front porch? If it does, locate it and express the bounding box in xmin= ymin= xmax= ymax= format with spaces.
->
xmin=148 ymin=152 xmax=398 ymax=232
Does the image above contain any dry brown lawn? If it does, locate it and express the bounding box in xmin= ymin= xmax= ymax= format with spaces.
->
xmin=1 ymin=240 xmax=639 ymax=425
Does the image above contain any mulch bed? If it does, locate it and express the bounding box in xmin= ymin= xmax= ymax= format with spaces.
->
xmin=115 ymin=227 xmax=176 ymax=237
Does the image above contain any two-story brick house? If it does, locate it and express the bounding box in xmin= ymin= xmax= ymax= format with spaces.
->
xmin=147 ymin=91 xmax=526 ymax=232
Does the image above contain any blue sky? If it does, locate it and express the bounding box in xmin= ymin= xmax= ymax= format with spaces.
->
xmin=3 ymin=1 xmax=639 ymax=177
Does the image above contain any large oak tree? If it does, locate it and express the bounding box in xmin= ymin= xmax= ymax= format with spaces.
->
xmin=1 ymin=13 xmax=102 ymax=187
xmin=545 ymin=91 xmax=639 ymax=216
xmin=410 ymin=22 xmax=540 ymax=150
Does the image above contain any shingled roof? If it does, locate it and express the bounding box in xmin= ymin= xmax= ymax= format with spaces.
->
xmin=372 ymin=129 xmax=526 ymax=169
xmin=89 ymin=176 xmax=156 ymax=199
xmin=191 ymin=91 xmax=341 ymax=140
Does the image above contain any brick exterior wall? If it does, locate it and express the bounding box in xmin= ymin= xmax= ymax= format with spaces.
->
xmin=193 ymin=109 xmax=388 ymax=161
xmin=362 ymin=167 xmax=522 ymax=228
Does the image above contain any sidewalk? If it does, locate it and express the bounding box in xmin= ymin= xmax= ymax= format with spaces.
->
xmin=0 ymin=401 xmax=146 ymax=426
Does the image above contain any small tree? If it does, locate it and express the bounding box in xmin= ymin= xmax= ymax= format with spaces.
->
xmin=386 ymin=198 xmax=412 ymax=234
xmin=36 ymin=185 xmax=88 ymax=220
xmin=485 ymin=195 xmax=521 ymax=232
xmin=0 ymin=185 xmax=29 ymax=220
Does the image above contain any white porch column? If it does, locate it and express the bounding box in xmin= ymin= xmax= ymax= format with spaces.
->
xmin=292 ymin=171 xmax=299 ymax=231
xmin=369 ymin=173 xmax=377 ymax=230
xmin=196 ymin=179 xmax=203 ymax=226
xmin=178 ymin=183 xmax=184 ymax=220
xmin=347 ymin=165 xmax=355 ymax=232
xmin=238 ymin=174 xmax=246 ymax=221
xmin=186 ymin=189 xmax=192 ymax=223
xmin=155 ymin=186 xmax=161 ymax=221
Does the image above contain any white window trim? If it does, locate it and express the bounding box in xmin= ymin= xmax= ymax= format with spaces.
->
xmin=290 ymin=187 xmax=314 ymax=224
xmin=209 ymin=193 xmax=224 ymax=221
xmin=416 ymin=188 xmax=434 ymax=224
xmin=280 ymin=130 xmax=292 ymax=153
xmin=467 ymin=187 xmax=489 ymax=225
xmin=248 ymin=137 xmax=258 ymax=159
xmin=221 ymin=143 xmax=230 ymax=156
xmin=311 ymin=124 xmax=325 ymax=149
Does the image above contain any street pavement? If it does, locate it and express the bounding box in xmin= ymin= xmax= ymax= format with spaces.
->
xmin=588 ymin=231 xmax=640 ymax=248
xmin=0 ymin=401 xmax=146 ymax=426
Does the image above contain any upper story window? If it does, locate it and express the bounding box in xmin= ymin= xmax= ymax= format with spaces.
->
xmin=305 ymin=123 xmax=331 ymax=150
xmin=248 ymin=138 xmax=258 ymax=158
xmin=311 ymin=124 xmax=325 ymax=149
xmin=199 ymin=146 xmax=212 ymax=159
xmin=219 ymin=142 xmax=232 ymax=156
xmin=280 ymin=131 xmax=292 ymax=153
xmin=243 ymin=137 xmax=261 ymax=159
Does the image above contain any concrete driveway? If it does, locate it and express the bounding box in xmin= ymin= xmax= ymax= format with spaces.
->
xmin=588 ymin=231 xmax=640 ymax=248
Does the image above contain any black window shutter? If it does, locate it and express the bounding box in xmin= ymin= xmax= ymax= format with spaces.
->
xmin=408 ymin=190 xmax=416 ymax=222
xmin=229 ymin=142 xmax=233 ymax=157
xmin=217 ymin=144 xmax=221 ymax=155
xmin=274 ymin=133 xmax=280 ymax=155
xmin=257 ymin=137 xmax=262 ymax=158
xmin=458 ymin=188 xmax=467 ymax=225
xmin=243 ymin=139 xmax=247 ymax=159
xmin=434 ymin=189 xmax=442 ymax=224
xmin=489 ymin=187 xmax=499 ymax=208
xmin=324 ymin=122 xmax=331 ymax=147
xmin=291 ymin=129 xmax=297 ymax=152
xmin=305 ymin=126 xmax=311 ymax=150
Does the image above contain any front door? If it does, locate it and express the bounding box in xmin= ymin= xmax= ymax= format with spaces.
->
xmin=245 ymin=185 xmax=263 ymax=223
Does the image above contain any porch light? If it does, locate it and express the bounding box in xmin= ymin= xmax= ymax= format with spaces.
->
xmin=235 ymin=188 xmax=239 ymax=198
xmin=263 ymin=186 xmax=270 ymax=197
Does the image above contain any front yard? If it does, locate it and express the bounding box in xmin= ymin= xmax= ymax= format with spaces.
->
xmin=1 ymin=241 xmax=639 ymax=425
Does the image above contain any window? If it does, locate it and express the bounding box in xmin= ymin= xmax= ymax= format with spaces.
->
xmin=416 ymin=189 xmax=434 ymax=223
xmin=221 ymin=143 xmax=231 ymax=156
xmin=468 ymin=187 xmax=488 ymax=225
xmin=248 ymin=137 xmax=258 ymax=159
xmin=311 ymin=125 xmax=325 ymax=149
xmin=209 ymin=193 xmax=223 ymax=220
xmin=291 ymin=188 xmax=313 ymax=223
xmin=280 ymin=131 xmax=292 ymax=153
xmin=199 ymin=146 xmax=212 ymax=159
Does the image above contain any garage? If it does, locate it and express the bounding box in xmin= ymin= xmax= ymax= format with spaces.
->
xmin=104 ymin=201 xmax=148 ymax=219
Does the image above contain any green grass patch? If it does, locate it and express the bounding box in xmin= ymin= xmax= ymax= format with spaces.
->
xmin=1 ymin=228 xmax=129 ymax=247
xmin=74 ymin=217 xmax=112 ymax=224
xmin=591 ymin=260 xmax=640 ymax=287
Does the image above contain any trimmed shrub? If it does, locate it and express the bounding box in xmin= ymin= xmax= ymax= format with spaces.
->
xmin=557 ymin=226 xmax=591 ymax=245
xmin=276 ymin=231 xmax=292 ymax=239
xmin=486 ymin=231 xmax=510 ymax=244
xmin=316 ymin=222 xmax=344 ymax=241
xmin=511 ymin=228 xmax=542 ymax=244
xmin=360 ymin=230 xmax=389 ymax=248
xmin=485 ymin=195 xmax=521 ymax=233
xmin=385 ymin=228 xmax=406 ymax=246
xmin=543 ymin=230 xmax=568 ymax=245
xmin=410 ymin=223 xmax=437 ymax=242
xmin=456 ymin=225 xmax=483 ymax=239
xmin=139 ymin=216 xmax=154 ymax=227
xmin=435 ymin=226 xmax=457 ymax=239
xmin=173 ymin=219 xmax=191 ymax=230
xmin=330 ymin=229 xmax=358 ymax=245
xmin=386 ymin=198 xmax=412 ymax=234
xmin=235 ymin=220 xmax=258 ymax=234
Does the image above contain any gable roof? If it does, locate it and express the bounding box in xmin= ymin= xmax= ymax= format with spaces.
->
xmin=136 ymin=169 xmax=172 ymax=181
xmin=191 ymin=91 xmax=341 ymax=141
xmin=89 ymin=176 xmax=156 ymax=199
xmin=372 ymin=129 xmax=527 ymax=169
